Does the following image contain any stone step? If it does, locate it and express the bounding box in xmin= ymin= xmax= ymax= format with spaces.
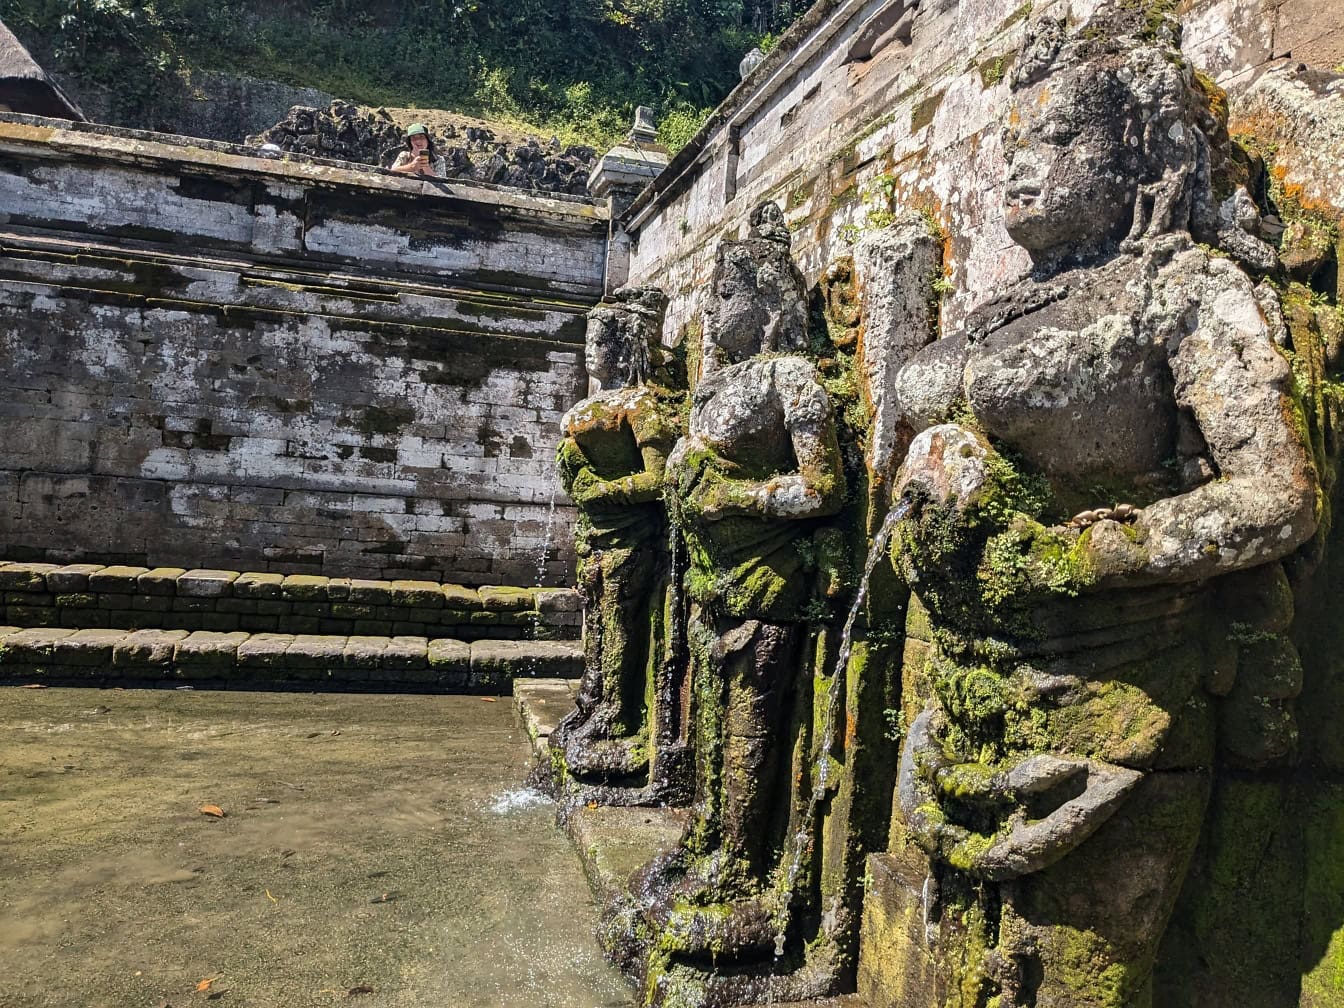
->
xmin=0 ymin=627 xmax=580 ymax=694
xmin=0 ymin=561 xmax=580 ymax=641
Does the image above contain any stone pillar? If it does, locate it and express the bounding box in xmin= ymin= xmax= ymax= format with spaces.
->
xmin=589 ymin=108 xmax=670 ymax=296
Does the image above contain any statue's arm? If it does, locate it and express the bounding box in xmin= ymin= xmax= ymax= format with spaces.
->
xmin=556 ymin=429 xmax=669 ymax=509
xmin=1090 ymin=267 xmax=1318 ymax=584
xmin=692 ymin=364 xmax=844 ymax=521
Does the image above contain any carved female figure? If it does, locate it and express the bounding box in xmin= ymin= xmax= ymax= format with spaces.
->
xmin=884 ymin=4 xmax=1318 ymax=1005
xmin=631 ymin=203 xmax=847 ymax=1004
xmin=551 ymin=286 xmax=688 ymax=803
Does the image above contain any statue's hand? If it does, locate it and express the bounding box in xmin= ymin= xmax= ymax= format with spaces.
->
xmin=686 ymin=467 xmax=756 ymax=521
xmin=556 ymin=438 xmax=586 ymax=497
xmin=1077 ymin=517 xmax=1150 ymax=584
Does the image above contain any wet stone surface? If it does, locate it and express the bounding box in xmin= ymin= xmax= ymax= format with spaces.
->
xmin=0 ymin=687 xmax=631 ymax=1008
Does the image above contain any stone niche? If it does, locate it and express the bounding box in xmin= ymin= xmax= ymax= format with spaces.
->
xmin=550 ymin=0 xmax=1344 ymax=1006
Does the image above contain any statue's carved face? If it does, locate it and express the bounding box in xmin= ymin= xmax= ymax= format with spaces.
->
xmin=585 ymin=310 xmax=623 ymax=387
xmin=1002 ymin=66 xmax=1137 ymax=258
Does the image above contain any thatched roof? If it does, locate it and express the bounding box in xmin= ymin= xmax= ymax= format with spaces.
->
xmin=0 ymin=19 xmax=84 ymax=120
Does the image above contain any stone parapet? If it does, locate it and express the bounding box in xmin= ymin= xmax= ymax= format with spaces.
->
xmin=0 ymin=561 xmax=580 ymax=641
xmin=0 ymin=626 xmax=580 ymax=694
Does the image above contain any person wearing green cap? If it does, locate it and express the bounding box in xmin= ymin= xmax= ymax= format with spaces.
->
xmin=389 ymin=123 xmax=446 ymax=178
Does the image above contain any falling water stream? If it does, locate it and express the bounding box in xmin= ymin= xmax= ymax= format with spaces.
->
xmin=768 ymin=496 xmax=914 ymax=981
xmin=528 ymin=486 xmax=561 ymax=676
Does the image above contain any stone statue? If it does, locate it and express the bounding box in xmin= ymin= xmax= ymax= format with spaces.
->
xmin=880 ymin=3 xmax=1319 ymax=1004
xmin=550 ymin=285 xmax=690 ymax=805
xmin=626 ymin=202 xmax=848 ymax=1005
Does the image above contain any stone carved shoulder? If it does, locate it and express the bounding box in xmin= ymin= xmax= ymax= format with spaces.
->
xmin=894 ymin=335 xmax=969 ymax=433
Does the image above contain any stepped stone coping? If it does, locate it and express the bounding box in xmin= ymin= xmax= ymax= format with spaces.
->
xmin=0 ymin=627 xmax=580 ymax=695
xmin=0 ymin=561 xmax=581 ymax=640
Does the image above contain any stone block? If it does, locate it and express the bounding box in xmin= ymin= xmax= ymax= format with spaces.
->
xmin=131 ymin=594 xmax=173 ymax=612
xmin=392 ymin=621 xmax=429 ymax=636
xmin=178 ymin=569 xmax=240 ymax=598
xmin=89 ymin=565 xmax=150 ymax=593
xmin=292 ymin=601 xmax=331 ymax=617
xmin=196 ymin=614 xmax=240 ymax=632
xmin=478 ymin=586 xmax=536 ymax=612
xmin=53 ymin=629 xmax=130 ymax=667
xmin=7 ymin=605 xmax=56 ymax=626
xmin=0 ymin=627 xmax=76 ymax=662
xmin=216 ymin=598 xmax=259 ymax=615
xmin=138 ymin=567 xmax=187 ymax=595
xmin=286 ymin=634 xmax=349 ymax=669
xmin=536 ymin=588 xmax=582 ymax=614
xmin=175 ymin=631 xmax=250 ymax=666
xmin=113 ymin=629 xmax=189 ymax=666
xmin=172 ymin=598 xmax=217 ymax=613
xmin=288 ymin=616 xmax=322 ymax=633
xmin=427 ymin=638 xmax=470 ymax=674
xmin=326 ymin=577 xmax=353 ymax=601
xmin=55 ymin=593 xmax=98 ymax=609
xmin=382 ymin=635 xmax=428 ymax=670
xmin=255 ymin=600 xmax=293 ymax=616
xmin=348 ymin=579 xmax=393 ymax=604
xmin=6 ymin=592 xmax=52 ymax=606
xmin=47 ymin=564 xmax=105 ymax=593
xmin=441 ymin=584 xmax=480 ymax=609
xmin=236 ymin=633 xmax=295 ymax=669
xmin=390 ymin=579 xmax=445 ymax=608
xmin=470 ymin=639 xmax=582 ymax=683
xmin=233 ymin=572 xmax=285 ymax=599
xmin=282 ymin=574 xmax=331 ymax=601
xmin=343 ymin=635 xmax=389 ymax=669
xmin=331 ymin=603 xmax=376 ymax=619
xmin=0 ymin=563 xmax=59 ymax=591
xmin=352 ymin=620 xmax=395 ymax=635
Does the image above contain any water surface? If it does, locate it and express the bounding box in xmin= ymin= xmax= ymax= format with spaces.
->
xmin=0 ymin=687 xmax=631 ymax=1008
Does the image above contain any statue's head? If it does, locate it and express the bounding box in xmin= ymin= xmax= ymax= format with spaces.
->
xmin=701 ymin=200 xmax=808 ymax=374
xmin=585 ymin=285 xmax=667 ymax=390
xmin=1003 ymin=0 xmax=1216 ymax=265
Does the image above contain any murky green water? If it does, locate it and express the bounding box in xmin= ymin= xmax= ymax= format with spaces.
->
xmin=0 ymin=686 xmax=632 ymax=1008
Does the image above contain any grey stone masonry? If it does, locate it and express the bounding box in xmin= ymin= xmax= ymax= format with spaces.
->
xmin=0 ymin=560 xmax=580 ymax=641
xmin=0 ymin=115 xmax=604 ymax=586
xmin=0 ymin=626 xmax=580 ymax=694
xmin=623 ymin=0 xmax=1342 ymax=344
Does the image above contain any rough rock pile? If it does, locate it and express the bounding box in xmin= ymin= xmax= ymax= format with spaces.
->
xmin=246 ymin=100 xmax=598 ymax=197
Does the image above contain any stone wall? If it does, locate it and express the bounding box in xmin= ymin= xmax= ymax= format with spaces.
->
xmin=623 ymin=0 xmax=1341 ymax=345
xmin=0 ymin=560 xmax=580 ymax=641
xmin=0 ymin=115 xmax=608 ymax=586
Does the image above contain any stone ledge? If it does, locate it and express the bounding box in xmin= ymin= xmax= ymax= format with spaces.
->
xmin=0 ymin=561 xmax=581 ymax=640
xmin=0 ymin=628 xmax=580 ymax=695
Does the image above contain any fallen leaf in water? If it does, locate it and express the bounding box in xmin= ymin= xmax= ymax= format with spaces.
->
xmin=479 ymin=697 xmax=498 ymax=703
xmin=347 ymin=986 xmax=375 ymax=997
xmin=196 ymin=977 xmax=217 ymax=992
xmin=369 ymin=891 xmax=401 ymax=904
xmin=198 ymin=805 xmax=226 ymax=818
xmin=265 ymin=889 xmax=278 ymax=904
xmin=586 ymin=801 xmax=599 ymax=810
xmin=20 ymin=684 xmax=47 ymax=689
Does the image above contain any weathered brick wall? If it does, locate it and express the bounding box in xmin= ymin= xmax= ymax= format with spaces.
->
xmin=624 ymin=0 xmax=1340 ymax=342
xmin=0 ymin=117 xmax=607 ymax=586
